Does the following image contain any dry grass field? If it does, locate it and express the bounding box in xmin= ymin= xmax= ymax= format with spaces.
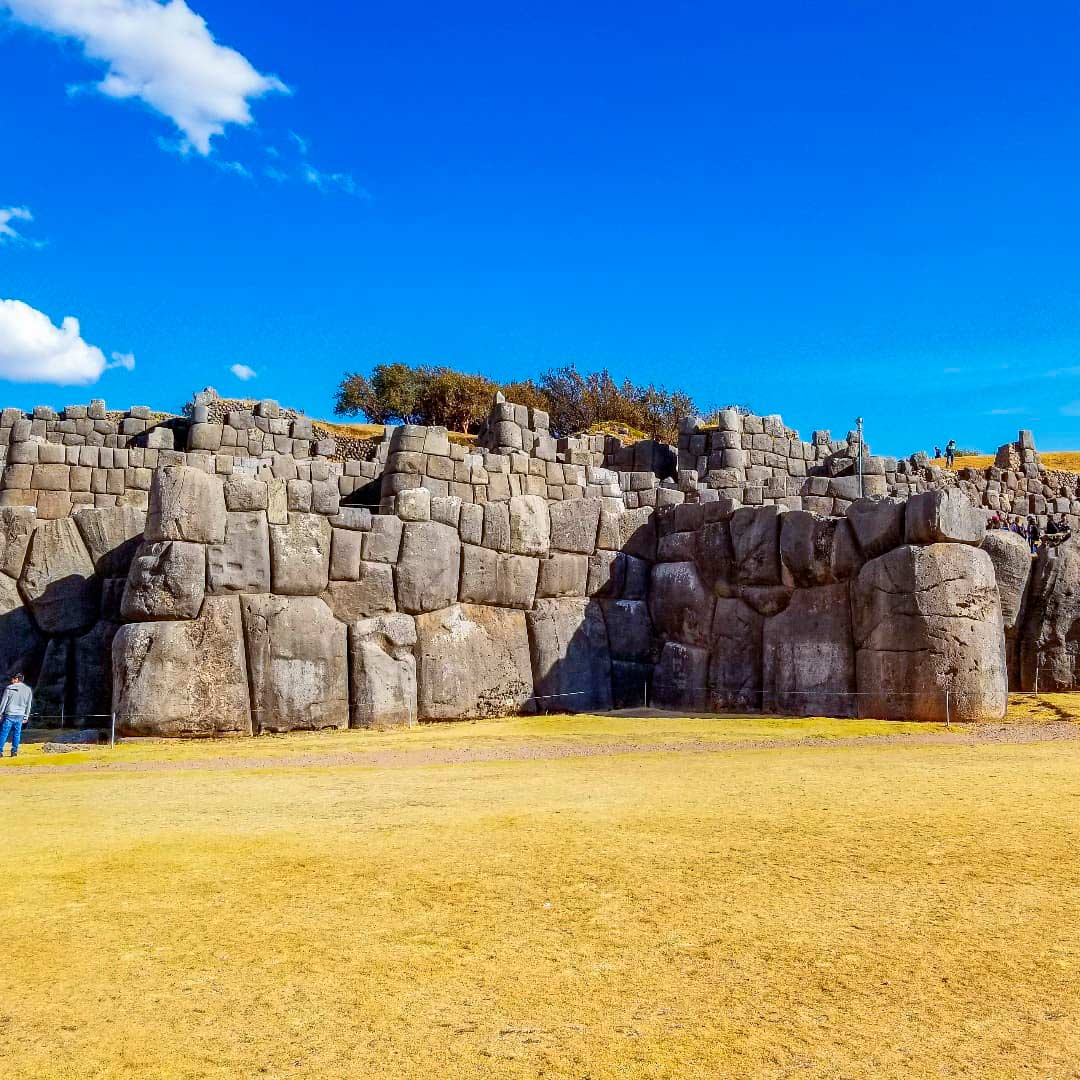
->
xmin=945 ymin=451 xmax=1080 ymax=473
xmin=2 ymin=712 xmax=1078 ymax=1079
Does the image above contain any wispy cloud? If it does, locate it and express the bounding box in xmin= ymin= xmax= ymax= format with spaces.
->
xmin=0 ymin=206 xmax=43 ymax=247
xmin=1061 ymin=401 xmax=1080 ymax=416
xmin=109 ymin=350 xmax=136 ymax=371
xmin=988 ymin=407 xmax=1025 ymax=416
xmin=942 ymin=366 xmax=963 ymax=374
xmin=230 ymin=362 xmax=256 ymax=381
xmin=289 ymin=130 xmax=309 ymax=156
xmin=7 ymin=0 xmax=288 ymax=154
xmin=302 ymin=165 xmax=369 ymax=198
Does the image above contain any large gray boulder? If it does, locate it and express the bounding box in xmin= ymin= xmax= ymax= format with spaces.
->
xmin=694 ymin=520 xmax=736 ymax=588
xmin=981 ymin=529 xmax=1032 ymax=634
xmin=74 ymin=505 xmax=146 ymax=578
xmin=73 ymin=620 xmax=119 ymax=721
xmin=241 ymin=594 xmax=349 ymax=732
xmin=0 ymin=572 xmax=43 ymax=679
xmin=536 ymin=553 xmax=588 ymax=598
xmin=730 ymin=505 xmax=783 ymax=585
xmin=648 ymin=560 xmax=714 ymax=647
xmin=602 ymin=598 xmax=654 ymax=662
xmin=708 ymin=597 xmax=763 ymax=710
xmin=0 ymin=506 xmax=36 ymax=578
xmin=112 ymin=595 xmax=252 ymax=736
xmin=206 ymin=511 xmax=271 ymax=595
xmin=459 ymin=545 xmax=538 ymax=609
xmin=146 ymin=465 xmax=227 ymax=544
xmin=1016 ymin=541 xmax=1080 ymax=690
xmin=396 ymin=520 xmax=461 ymax=614
xmin=905 ymin=488 xmax=984 ymax=546
xmin=852 ymin=543 xmax=1007 ymax=721
xmin=348 ymin=613 xmax=417 ymax=728
xmin=19 ymin=517 xmax=99 ymax=634
xmin=526 ymin=597 xmax=612 ymax=711
xmin=269 ymin=512 xmax=331 ymax=595
xmin=122 ymin=540 xmax=206 ymax=620
xmin=508 ymin=494 xmax=550 ymax=556
xmin=652 ymin=641 xmax=709 ymax=710
xmin=549 ymin=498 xmax=601 ymax=554
xmin=779 ymin=512 xmax=835 ymax=588
xmin=762 ymin=582 xmax=856 ymax=716
xmin=846 ymin=498 xmax=905 ymax=560
xmin=323 ymin=562 xmax=396 ymax=622
xmin=415 ymin=604 xmax=534 ymax=719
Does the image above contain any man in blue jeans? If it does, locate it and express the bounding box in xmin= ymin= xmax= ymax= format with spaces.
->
xmin=0 ymin=673 xmax=33 ymax=758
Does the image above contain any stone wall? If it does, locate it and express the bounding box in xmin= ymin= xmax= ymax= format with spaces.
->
xmin=0 ymin=390 xmax=1078 ymax=732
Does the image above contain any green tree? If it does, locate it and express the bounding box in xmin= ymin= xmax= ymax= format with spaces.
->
xmin=334 ymin=363 xmax=425 ymax=425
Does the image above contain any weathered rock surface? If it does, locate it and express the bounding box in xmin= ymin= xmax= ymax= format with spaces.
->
xmin=241 ymin=594 xmax=348 ymax=732
xmin=549 ymin=498 xmax=600 ymax=554
xmin=847 ymin=498 xmax=905 ymax=560
xmin=460 ymin=545 xmax=538 ymax=609
xmin=112 ymin=595 xmax=252 ymax=736
xmin=19 ymin=518 xmax=99 ymax=634
xmin=708 ymin=597 xmax=763 ymax=710
xmin=323 ymin=562 xmax=396 ymax=622
xmin=147 ymin=466 xmax=227 ymax=544
xmin=905 ymin=488 xmax=985 ymax=546
xmin=415 ymin=604 xmax=534 ymax=719
xmin=122 ymin=540 xmax=206 ymax=620
xmin=981 ymin=530 xmax=1032 ymax=634
xmin=206 ymin=511 xmax=271 ymax=595
xmin=536 ymin=553 xmax=588 ymax=598
xmin=852 ymin=543 xmax=1007 ymax=721
xmin=74 ymin=505 xmax=146 ymax=578
xmin=395 ymin=521 xmax=460 ymax=614
xmin=648 ymin=560 xmax=714 ymax=647
xmin=1016 ymin=541 xmax=1080 ymax=690
xmin=0 ymin=506 xmax=36 ymax=578
xmin=508 ymin=494 xmax=550 ymax=556
xmin=0 ymin=572 xmax=43 ymax=678
xmin=652 ymin=641 xmax=709 ymax=710
xmin=348 ymin=613 xmax=417 ymax=728
xmin=269 ymin=512 xmax=331 ymax=595
xmin=602 ymin=599 xmax=654 ymax=661
xmin=730 ymin=505 xmax=783 ymax=584
xmin=527 ymin=597 xmax=612 ymax=711
xmin=762 ymin=582 xmax=856 ymax=716
xmin=74 ymin=619 xmax=118 ymax=721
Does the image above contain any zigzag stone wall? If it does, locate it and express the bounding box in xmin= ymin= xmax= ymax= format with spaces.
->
xmin=0 ymin=391 xmax=1076 ymax=733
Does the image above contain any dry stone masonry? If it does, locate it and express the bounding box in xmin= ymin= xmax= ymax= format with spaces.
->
xmin=0 ymin=389 xmax=1076 ymax=734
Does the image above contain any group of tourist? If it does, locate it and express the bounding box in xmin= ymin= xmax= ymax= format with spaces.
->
xmin=933 ymin=439 xmax=958 ymax=467
xmin=987 ymin=513 xmax=1072 ymax=554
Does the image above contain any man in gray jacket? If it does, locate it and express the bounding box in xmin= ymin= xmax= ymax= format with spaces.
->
xmin=0 ymin=673 xmax=33 ymax=758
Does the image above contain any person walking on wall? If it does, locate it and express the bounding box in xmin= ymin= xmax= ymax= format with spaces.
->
xmin=945 ymin=439 xmax=957 ymax=467
xmin=0 ymin=673 xmax=33 ymax=758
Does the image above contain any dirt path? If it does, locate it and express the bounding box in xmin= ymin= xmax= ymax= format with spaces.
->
xmin=2 ymin=722 xmax=1078 ymax=778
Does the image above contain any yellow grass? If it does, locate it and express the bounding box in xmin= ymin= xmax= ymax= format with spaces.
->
xmin=0 ymin=712 xmax=938 ymax=769
xmin=1 ymin=717 xmax=1078 ymax=1078
xmin=938 ymin=451 xmax=1080 ymax=473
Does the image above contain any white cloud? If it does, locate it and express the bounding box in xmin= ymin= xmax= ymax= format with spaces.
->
xmin=230 ymin=362 xmax=256 ymax=381
xmin=6 ymin=0 xmax=288 ymax=154
xmin=289 ymin=130 xmax=309 ymax=155
xmin=302 ymin=165 xmax=369 ymax=198
xmin=0 ymin=298 xmax=132 ymax=384
xmin=0 ymin=206 xmax=41 ymax=246
xmin=109 ymin=350 xmax=135 ymax=370
xmin=988 ymin=407 xmax=1024 ymax=416
xmin=264 ymin=165 xmax=286 ymax=183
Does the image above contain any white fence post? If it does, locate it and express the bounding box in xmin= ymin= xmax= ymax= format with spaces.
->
xmin=110 ymin=712 xmax=116 ymax=749
xmin=945 ymin=689 xmax=951 ymax=730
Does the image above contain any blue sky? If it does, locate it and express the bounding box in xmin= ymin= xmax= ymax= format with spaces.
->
xmin=3 ymin=1 xmax=1080 ymax=455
